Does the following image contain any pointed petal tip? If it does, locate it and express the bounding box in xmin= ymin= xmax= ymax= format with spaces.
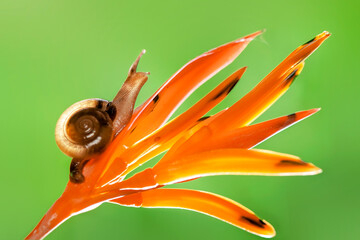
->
xmin=320 ymin=31 xmax=331 ymax=38
xmin=262 ymin=231 xmax=276 ymax=239
xmin=256 ymin=219 xmax=276 ymax=238
xmin=302 ymin=163 xmax=322 ymax=175
xmin=310 ymin=164 xmax=323 ymax=175
xmin=246 ymin=30 xmax=263 ymax=39
xmin=295 ymin=108 xmax=321 ymax=119
xmin=303 ymin=108 xmax=321 ymax=116
xmin=253 ymin=29 xmax=265 ymax=36
xmin=315 ymin=31 xmax=331 ymax=43
xmin=235 ymin=30 xmax=263 ymax=43
xmin=304 ymin=31 xmax=331 ymax=47
xmin=229 ymin=67 xmax=247 ymax=84
xmin=235 ymin=66 xmax=248 ymax=76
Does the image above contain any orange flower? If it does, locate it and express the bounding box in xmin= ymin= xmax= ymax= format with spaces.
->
xmin=26 ymin=31 xmax=329 ymax=239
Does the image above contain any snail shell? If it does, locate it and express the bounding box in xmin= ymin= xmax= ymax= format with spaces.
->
xmin=55 ymin=99 xmax=116 ymax=159
xmin=54 ymin=51 xmax=148 ymax=183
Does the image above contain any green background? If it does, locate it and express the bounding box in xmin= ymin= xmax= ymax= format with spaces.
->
xmin=1 ymin=0 xmax=358 ymax=239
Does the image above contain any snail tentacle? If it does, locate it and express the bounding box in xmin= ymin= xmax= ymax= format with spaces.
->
xmin=112 ymin=50 xmax=149 ymax=135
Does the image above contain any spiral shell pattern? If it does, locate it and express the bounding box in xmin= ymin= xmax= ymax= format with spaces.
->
xmin=55 ymin=99 xmax=115 ymax=159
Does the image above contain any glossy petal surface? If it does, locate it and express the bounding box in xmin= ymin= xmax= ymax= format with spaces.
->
xmin=121 ymin=31 xmax=262 ymax=145
xmin=111 ymin=189 xmax=276 ymax=238
xmin=26 ymin=31 xmax=329 ymax=240
xmin=153 ymin=148 xmax=321 ymax=185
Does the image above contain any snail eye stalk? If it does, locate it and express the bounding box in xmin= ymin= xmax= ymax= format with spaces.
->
xmin=26 ymin=31 xmax=329 ymax=239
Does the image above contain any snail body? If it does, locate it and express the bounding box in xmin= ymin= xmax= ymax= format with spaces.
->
xmin=55 ymin=50 xmax=149 ymax=183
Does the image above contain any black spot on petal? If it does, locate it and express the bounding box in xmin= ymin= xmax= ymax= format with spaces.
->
xmin=287 ymin=113 xmax=296 ymax=121
xmin=285 ymin=69 xmax=298 ymax=82
xmin=197 ymin=116 xmax=210 ymax=122
xmin=130 ymin=127 xmax=137 ymax=133
xmin=303 ymin=37 xmax=316 ymax=45
xmin=284 ymin=69 xmax=300 ymax=86
xmin=212 ymin=78 xmax=239 ymax=100
xmin=259 ymin=219 xmax=266 ymax=225
xmin=241 ymin=216 xmax=266 ymax=228
xmin=279 ymin=159 xmax=307 ymax=166
xmin=226 ymin=79 xmax=239 ymax=94
xmin=283 ymin=113 xmax=297 ymax=126
xmin=153 ymin=94 xmax=159 ymax=103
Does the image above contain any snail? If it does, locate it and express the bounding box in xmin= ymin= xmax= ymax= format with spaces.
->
xmin=55 ymin=50 xmax=149 ymax=183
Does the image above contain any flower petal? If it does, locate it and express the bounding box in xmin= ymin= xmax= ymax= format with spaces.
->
xmin=208 ymin=32 xmax=330 ymax=131
xmin=118 ymin=68 xmax=247 ymax=177
xmin=163 ymin=108 xmax=320 ymax=157
xmin=110 ymin=188 xmax=276 ymax=238
xmin=153 ymin=148 xmax=322 ymax=185
xmin=120 ymin=31 xmax=262 ymax=145
xmin=216 ymin=108 xmax=320 ymax=149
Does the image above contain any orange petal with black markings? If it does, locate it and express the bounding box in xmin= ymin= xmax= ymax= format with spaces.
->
xmin=120 ymin=31 xmax=262 ymax=146
xmin=208 ymin=62 xmax=304 ymax=132
xmin=110 ymin=189 xmax=276 ymax=238
xmin=209 ymin=31 xmax=330 ymax=131
xmin=26 ymin=32 xmax=329 ymax=240
xmin=153 ymin=149 xmax=322 ymax=185
xmin=169 ymin=108 xmax=320 ymax=156
xmin=117 ymin=68 xmax=247 ymax=178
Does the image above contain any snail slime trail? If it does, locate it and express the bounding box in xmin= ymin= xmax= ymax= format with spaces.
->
xmin=54 ymin=51 xmax=149 ymax=183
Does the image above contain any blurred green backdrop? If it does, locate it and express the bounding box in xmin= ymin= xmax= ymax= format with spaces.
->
xmin=1 ymin=0 xmax=359 ymax=239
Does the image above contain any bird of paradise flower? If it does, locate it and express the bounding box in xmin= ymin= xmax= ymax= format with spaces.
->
xmin=26 ymin=30 xmax=330 ymax=239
